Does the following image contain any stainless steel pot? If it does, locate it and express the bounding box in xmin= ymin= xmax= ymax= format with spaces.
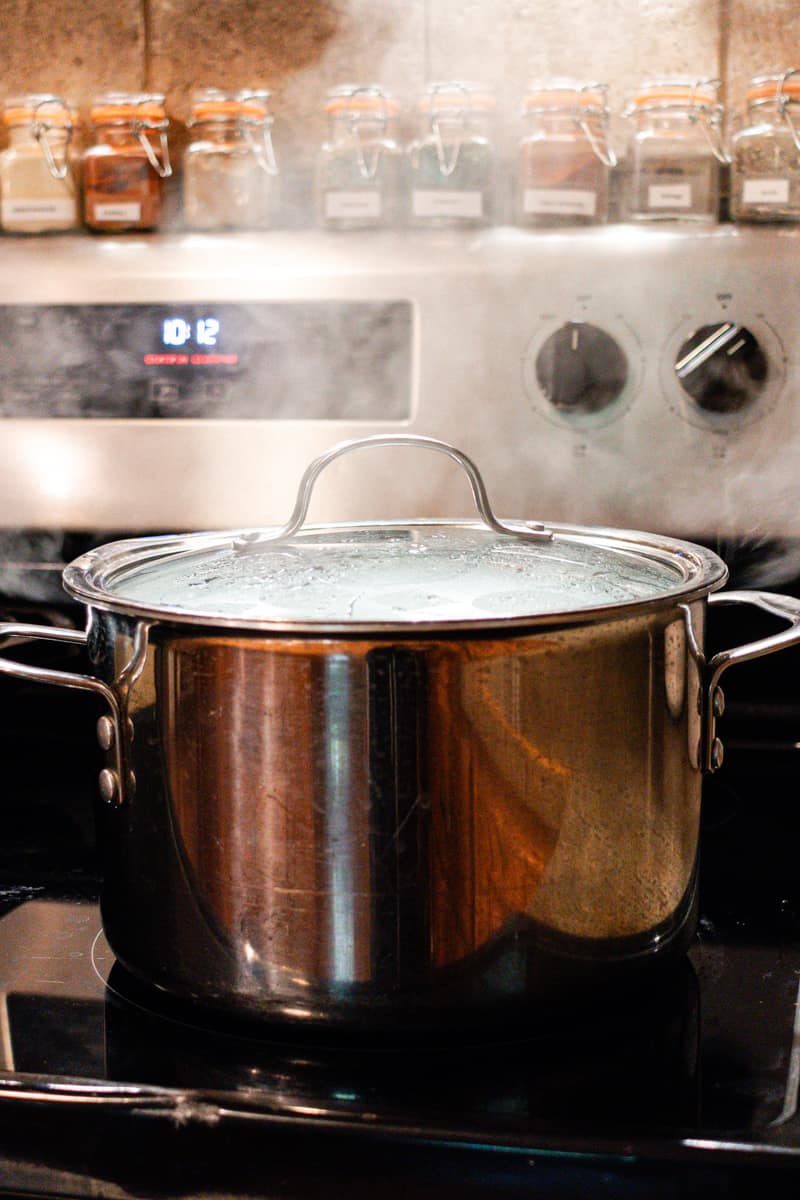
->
xmin=2 ymin=435 xmax=800 ymax=1030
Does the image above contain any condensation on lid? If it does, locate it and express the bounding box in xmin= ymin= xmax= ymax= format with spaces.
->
xmin=95 ymin=523 xmax=699 ymax=628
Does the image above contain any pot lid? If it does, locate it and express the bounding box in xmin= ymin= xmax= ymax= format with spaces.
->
xmin=64 ymin=437 xmax=727 ymax=631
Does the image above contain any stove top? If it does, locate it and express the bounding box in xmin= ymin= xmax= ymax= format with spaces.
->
xmin=1 ymin=869 xmax=800 ymax=1198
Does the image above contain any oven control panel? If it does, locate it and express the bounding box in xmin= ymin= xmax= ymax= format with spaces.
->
xmin=0 ymin=227 xmax=796 ymax=540
xmin=0 ymin=301 xmax=412 ymax=421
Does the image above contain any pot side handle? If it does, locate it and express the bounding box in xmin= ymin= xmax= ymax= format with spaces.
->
xmin=705 ymin=590 xmax=800 ymax=772
xmin=0 ymin=622 xmax=126 ymax=801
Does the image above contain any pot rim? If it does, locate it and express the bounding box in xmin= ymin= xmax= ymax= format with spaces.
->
xmin=62 ymin=519 xmax=730 ymax=634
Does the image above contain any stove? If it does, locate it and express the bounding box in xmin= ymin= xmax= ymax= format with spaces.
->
xmin=1 ymin=221 xmax=800 ymax=1196
xmin=2 ymin=587 xmax=800 ymax=1198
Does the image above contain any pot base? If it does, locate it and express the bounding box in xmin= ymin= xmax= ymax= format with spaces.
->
xmin=102 ymin=873 xmax=699 ymax=1041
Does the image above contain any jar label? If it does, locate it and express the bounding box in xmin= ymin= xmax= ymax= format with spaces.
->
xmin=93 ymin=201 xmax=142 ymax=222
xmin=647 ymin=184 xmax=691 ymax=209
xmin=2 ymin=198 xmax=76 ymax=223
xmin=523 ymin=188 xmax=597 ymax=217
xmin=412 ymin=190 xmax=483 ymax=218
xmin=324 ymin=191 xmax=382 ymax=219
xmin=742 ymin=178 xmax=790 ymax=205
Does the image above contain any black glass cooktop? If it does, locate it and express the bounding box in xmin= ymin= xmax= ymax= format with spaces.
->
xmin=1 ymin=872 xmax=800 ymax=1198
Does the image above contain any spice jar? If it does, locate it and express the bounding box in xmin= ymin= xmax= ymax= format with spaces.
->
xmin=0 ymin=95 xmax=80 ymax=234
xmin=315 ymin=85 xmax=402 ymax=230
xmin=183 ymin=88 xmax=278 ymax=230
xmin=730 ymin=70 xmax=800 ymax=223
xmin=624 ymin=78 xmax=726 ymax=222
xmin=83 ymin=93 xmax=172 ymax=232
xmin=515 ymin=81 xmax=615 ymax=226
xmin=407 ymin=82 xmax=496 ymax=228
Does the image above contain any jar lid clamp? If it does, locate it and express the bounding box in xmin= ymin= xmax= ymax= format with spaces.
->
xmin=191 ymin=89 xmax=278 ymax=176
xmin=423 ymin=82 xmax=494 ymax=178
xmin=626 ymin=76 xmax=729 ymax=164
xmin=32 ymin=96 xmax=73 ymax=180
xmin=526 ymin=82 xmax=617 ymax=168
xmin=4 ymin=94 xmax=74 ymax=180
xmin=132 ymin=97 xmax=172 ymax=178
xmin=574 ymin=82 xmax=616 ymax=167
xmin=776 ymin=68 xmax=800 ymax=153
xmin=237 ymin=91 xmax=278 ymax=176
xmin=686 ymin=77 xmax=730 ymax=164
xmin=331 ymin=85 xmax=394 ymax=180
xmin=90 ymin=93 xmax=172 ymax=178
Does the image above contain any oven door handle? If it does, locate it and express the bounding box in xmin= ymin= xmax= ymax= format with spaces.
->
xmin=705 ymin=590 xmax=800 ymax=772
xmin=0 ymin=622 xmax=126 ymax=801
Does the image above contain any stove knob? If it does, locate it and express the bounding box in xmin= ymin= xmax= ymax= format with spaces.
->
xmin=535 ymin=322 xmax=629 ymax=415
xmin=674 ymin=323 xmax=768 ymax=414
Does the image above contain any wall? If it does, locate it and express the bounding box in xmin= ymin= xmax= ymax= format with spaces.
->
xmin=2 ymin=1 xmax=799 ymax=117
xmin=0 ymin=0 xmax=798 ymax=221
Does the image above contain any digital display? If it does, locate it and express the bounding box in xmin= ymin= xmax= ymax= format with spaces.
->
xmin=149 ymin=316 xmax=236 ymax=364
xmin=162 ymin=317 xmax=220 ymax=347
xmin=0 ymin=301 xmax=413 ymax=420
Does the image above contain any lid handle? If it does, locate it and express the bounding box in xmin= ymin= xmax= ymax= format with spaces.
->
xmin=234 ymin=435 xmax=554 ymax=552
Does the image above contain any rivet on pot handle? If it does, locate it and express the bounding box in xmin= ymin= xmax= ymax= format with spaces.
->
xmin=0 ymin=623 xmax=127 ymax=805
xmin=233 ymin=434 xmax=555 ymax=552
xmin=705 ymin=591 xmax=800 ymax=772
